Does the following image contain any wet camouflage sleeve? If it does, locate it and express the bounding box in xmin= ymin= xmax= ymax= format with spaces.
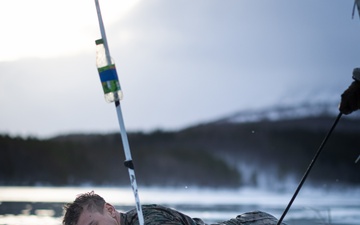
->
xmin=122 ymin=205 xmax=284 ymax=225
xmin=122 ymin=204 xmax=202 ymax=225
xmin=213 ymin=211 xmax=286 ymax=225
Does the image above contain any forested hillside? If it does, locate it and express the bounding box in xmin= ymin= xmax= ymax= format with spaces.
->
xmin=0 ymin=114 xmax=359 ymax=189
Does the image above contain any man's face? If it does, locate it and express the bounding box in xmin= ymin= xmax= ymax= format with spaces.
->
xmin=77 ymin=204 xmax=118 ymax=225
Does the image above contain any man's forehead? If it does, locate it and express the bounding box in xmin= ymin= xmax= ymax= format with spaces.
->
xmin=77 ymin=209 xmax=101 ymax=225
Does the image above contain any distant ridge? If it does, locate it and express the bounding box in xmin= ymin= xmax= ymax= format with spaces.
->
xmin=1 ymin=100 xmax=360 ymax=187
xmin=215 ymin=101 xmax=358 ymax=124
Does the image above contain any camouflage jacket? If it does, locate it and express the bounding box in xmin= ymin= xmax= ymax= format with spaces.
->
xmin=120 ymin=204 xmax=286 ymax=225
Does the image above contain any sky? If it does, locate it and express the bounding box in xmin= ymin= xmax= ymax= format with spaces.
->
xmin=1 ymin=0 xmax=360 ymax=138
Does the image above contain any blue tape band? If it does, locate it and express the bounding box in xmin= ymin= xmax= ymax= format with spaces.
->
xmin=99 ymin=68 xmax=119 ymax=82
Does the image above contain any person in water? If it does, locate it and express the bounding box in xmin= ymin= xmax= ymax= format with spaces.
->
xmin=62 ymin=191 xmax=286 ymax=225
xmin=339 ymin=68 xmax=360 ymax=115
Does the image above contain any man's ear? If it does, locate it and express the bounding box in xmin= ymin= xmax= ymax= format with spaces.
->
xmin=104 ymin=203 xmax=116 ymax=217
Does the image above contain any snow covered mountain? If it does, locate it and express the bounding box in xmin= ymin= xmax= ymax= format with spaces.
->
xmin=215 ymin=101 xmax=356 ymax=124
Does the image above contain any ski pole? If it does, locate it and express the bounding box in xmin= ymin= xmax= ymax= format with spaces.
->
xmin=276 ymin=112 xmax=342 ymax=225
xmin=94 ymin=1 xmax=144 ymax=225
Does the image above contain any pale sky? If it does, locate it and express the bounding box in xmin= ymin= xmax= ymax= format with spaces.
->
xmin=1 ymin=0 xmax=360 ymax=138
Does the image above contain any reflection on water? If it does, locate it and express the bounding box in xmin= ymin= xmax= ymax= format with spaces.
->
xmin=0 ymin=202 xmax=63 ymax=225
xmin=0 ymin=186 xmax=359 ymax=225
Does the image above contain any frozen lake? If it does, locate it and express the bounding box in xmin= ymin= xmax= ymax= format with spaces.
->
xmin=0 ymin=186 xmax=359 ymax=225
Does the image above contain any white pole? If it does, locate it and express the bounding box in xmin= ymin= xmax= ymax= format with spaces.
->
xmin=115 ymin=101 xmax=145 ymax=225
xmin=94 ymin=1 xmax=145 ymax=225
xmin=95 ymin=0 xmax=112 ymax=64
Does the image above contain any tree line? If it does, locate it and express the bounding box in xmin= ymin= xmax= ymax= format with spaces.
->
xmin=0 ymin=115 xmax=359 ymax=188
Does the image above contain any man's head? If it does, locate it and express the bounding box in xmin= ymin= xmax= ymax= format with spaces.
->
xmin=63 ymin=191 xmax=118 ymax=225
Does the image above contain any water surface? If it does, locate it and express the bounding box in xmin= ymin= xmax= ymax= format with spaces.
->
xmin=0 ymin=186 xmax=359 ymax=225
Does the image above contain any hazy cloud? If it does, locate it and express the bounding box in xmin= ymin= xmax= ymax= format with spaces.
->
xmin=1 ymin=0 xmax=359 ymax=138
